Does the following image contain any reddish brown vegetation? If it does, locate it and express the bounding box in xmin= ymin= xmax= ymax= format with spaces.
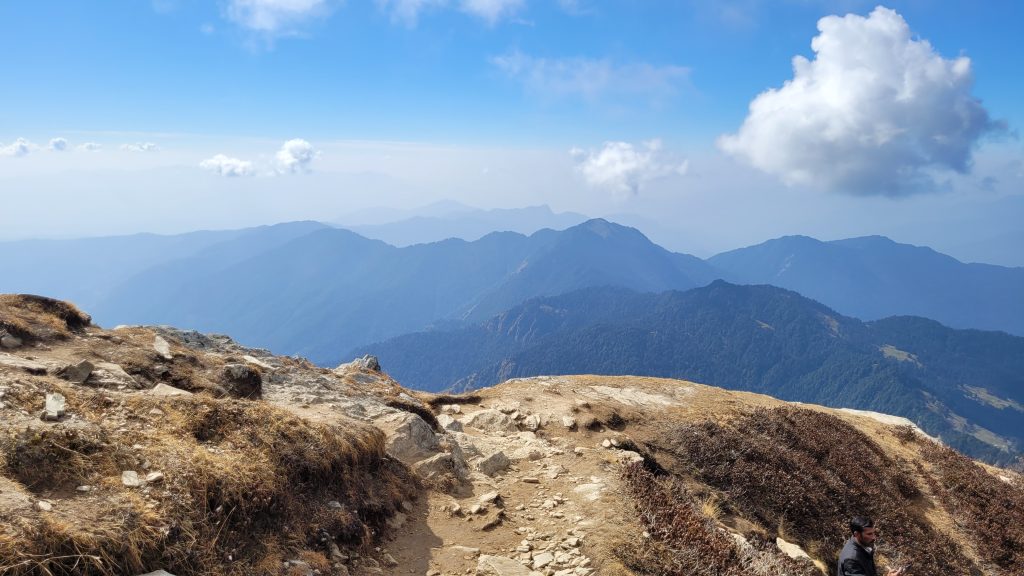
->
xmin=657 ymin=407 xmax=987 ymax=574
xmin=920 ymin=441 xmax=1024 ymax=572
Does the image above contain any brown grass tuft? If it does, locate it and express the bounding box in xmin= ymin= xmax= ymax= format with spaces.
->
xmin=0 ymin=382 xmax=417 ymax=576
xmin=0 ymin=294 xmax=91 ymax=342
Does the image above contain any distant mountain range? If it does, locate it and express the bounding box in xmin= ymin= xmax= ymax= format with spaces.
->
xmin=355 ymin=282 xmax=1024 ymax=464
xmin=2 ymin=218 xmax=1022 ymax=367
xmin=341 ymin=204 xmax=589 ymax=246
xmin=711 ymin=235 xmax=1024 ymax=335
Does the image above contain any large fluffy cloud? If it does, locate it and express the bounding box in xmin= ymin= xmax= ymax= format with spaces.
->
xmin=276 ymin=138 xmax=319 ymax=173
xmin=48 ymin=138 xmax=68 ymax=152
xmin=718 ymin=6 xmax=1004 ymax=196
xmin=200 ymin=154 xmax=255 ymax=177
xmin=492 ymin=50 xmax=689 ymax=101
xmin=226 ymin=0 xmax=328 ymax=34
xmin=1 ymin=138 xmax=35 ymax=157
xmin=571 ymin=140 xmax=688 ymax=196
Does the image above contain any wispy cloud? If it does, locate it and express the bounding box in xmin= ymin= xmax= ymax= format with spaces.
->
xmin=77 ymin=142 xmax=102 ymax=152
xmin=492 ymin=50 xmax=690 ymax=102
xmin=276 ymin=138 xmax=319 ymax=173
xmin=718 ymin=6 xmax=1005 ymax=197
xmin=570 ymin=139 xmax=688 ymax=196
xmin=459 ymin=0 xmax=524 ymax=25
xmin=1 ymin=138 xmax=36 ymax=157
xmin=121 ymin=142 xmax=160 ymax=153
xmin=376 ymin=0 xmax=446 ymax=27
xmin=225 ymin=0 xmax=329 ymax=36
xmin=200 ymin=154 xmax=256 ymax=177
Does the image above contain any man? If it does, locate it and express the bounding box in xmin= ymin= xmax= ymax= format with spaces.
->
xmin=837 ymin=516 xmax=907 ymax=576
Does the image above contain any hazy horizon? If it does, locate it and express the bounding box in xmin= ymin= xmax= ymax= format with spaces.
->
xmin=2 ymin=1 xmax=1022 ymax=264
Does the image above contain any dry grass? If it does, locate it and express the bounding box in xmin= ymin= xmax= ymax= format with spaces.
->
xmin=918 ymin=439 xmax=1024 ymax=572
xmin=0 ymin=379 xmax=417 ymax=576
xmin=654 ymin=406 xmax=998 ymax=574
xmin=616 ymin=462 xmax=819 ymax=576
xmin=0 ymin=294 xmax=91 ymax=342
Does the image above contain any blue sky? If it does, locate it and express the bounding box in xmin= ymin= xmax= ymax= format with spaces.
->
xmin=1 ymin=1 xmax=1022 ymax=262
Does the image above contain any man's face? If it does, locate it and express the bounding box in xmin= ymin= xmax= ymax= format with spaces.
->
xmin=855 ymin=526 xmax=878 ymax=547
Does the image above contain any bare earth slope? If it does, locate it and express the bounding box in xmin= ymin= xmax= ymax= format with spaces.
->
xmin=1 ymin=295 xmax=1022 ymax=576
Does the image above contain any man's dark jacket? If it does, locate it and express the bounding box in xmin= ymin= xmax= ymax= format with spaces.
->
xmin=837 ymin=537 xmax=877 ymax=576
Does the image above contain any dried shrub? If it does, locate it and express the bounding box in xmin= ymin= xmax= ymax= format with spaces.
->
xmin=386 ymin=398 xmax=440 ymax=431
xmin=920 ymin=441 xmax=1024 ymax=572
xmin=618 ymin=462 xmax=819 ymax=576
xmin=660 ymin=407 xmax=982 ymax=574
xmin=426 ymin=393 xmax=482 ymax=408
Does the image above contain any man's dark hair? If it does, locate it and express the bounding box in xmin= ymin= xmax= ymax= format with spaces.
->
xmin=849 ymin=516 xmax=874 ymax=534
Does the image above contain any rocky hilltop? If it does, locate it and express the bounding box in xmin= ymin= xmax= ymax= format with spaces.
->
xmin=1 ymin=294 xmax=1022 ymax=576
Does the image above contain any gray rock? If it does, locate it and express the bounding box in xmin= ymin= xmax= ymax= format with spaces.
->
xmin=145 ymin=471 xmax=165 ymax=484
xmin=464 ymin=409 xmax=518 ymax=435
xmin=121 ymin=471 xmax=142 ymax=487
xmin=153 ymin=336 xmax=173 ymax=360
xmin=88 ymin=362 xmax=140 ymax=388
xmin=475 ymin=451 xmax=510 ymax=477
xmin=42 ymin=393 xmax=66 ymax=421
xmin=0 ymin=331 xmax=23 ymax=349
xmin=521 ymin=414 xmax=541 ymax=432
xmin=413 ymin=453 xmax=468 ymax=483
xmin=335 ymin=354 xmax=381 ymax=373
xmin=477 ymin=555 xmax=531 ymax=576
xmin=437 ymin=413 xmax=463 ymax=432
xmin=221 ymin=363 xmax=262 ymax=399
xmin=58 ymin=359 xmax=94 ymax=383
xmin=150 ymin=383 xmax=192 ymax=397
xmin=0 ymin=353 xmax=47 ymax=375
xmin=562 ymin=416 xmax=577 ymax=429
xmin=135 ymin=571 xmax=176 ymax=576
xmin=376 ymin=412 xmax=439 ymax=464
xmin=532 ymin=552 xmax=555 ymax=570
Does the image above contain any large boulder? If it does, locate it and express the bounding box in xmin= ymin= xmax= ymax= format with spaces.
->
xmin=0 ymin=353 xmax=47 ymax=375
xmin=375 ymin=412 xmax=440 ymax=464
xmin=334 ymin=354 xmax=381 ymax=374
xmin=57 ymin=360 xmax=94 ymax=383
xmin=413 ymin=453 xmax=468 ymax=483
xmin=474 ymin=451 xmax=510 ymax=477
xmin=463 ymin=409 xmax=517 ymax=435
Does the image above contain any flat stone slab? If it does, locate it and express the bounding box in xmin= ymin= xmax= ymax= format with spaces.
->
xmin=0 ymin=353 xmax=48 ymax=375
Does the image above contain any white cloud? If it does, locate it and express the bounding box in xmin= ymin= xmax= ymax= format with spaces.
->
xmin=492 ymin=50 xmax=689 ymax=101
xmin=718 ymin=6 xmax=1004 ymax=197
xmin=1 ymin=138 xmax=36 ymax=157
xmin=276 ymin=138 xmax=319 ymax=173
xmin=121 ymin=142 xmax=160 ymax=153
xmin=77 ymin=142 xmax=102 ymax=151
xmin=571 ymin=139 xmax=688 ymax=196
xmin=49 ymin=138 xmax=68 ymax=152
xmin=200 ymin=154 xmax=255 ymax=177
xmin=225 ymin=0 xmax=328 ymax=34
xmin=460 ymin=0 xmax=523 ymax=25
xmin=377 ymin=0 xmax=447 ymax=27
